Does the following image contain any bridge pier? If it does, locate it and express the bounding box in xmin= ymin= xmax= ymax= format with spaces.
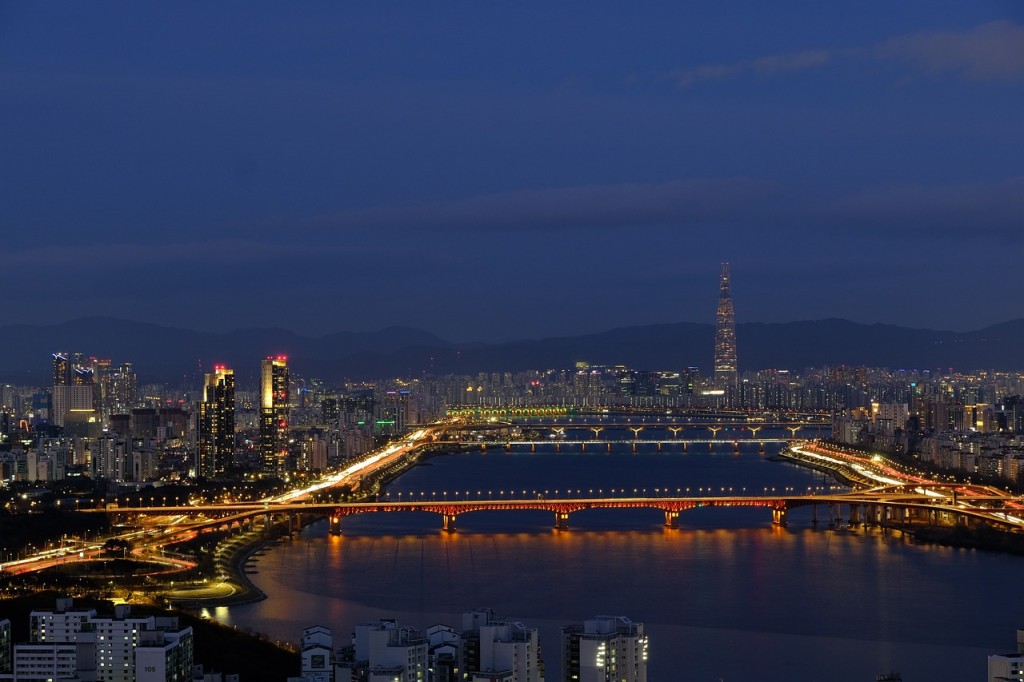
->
xmin=555 ymin=443 xmax=561 ymax=453
xmin=811 ymin=504 xmax=817 ymax=526
xmin=657 ymin=442 xmax=662 ymax=451
xmin=664 ymin=511 xmax=679 ymax=528
xmin=772 ymin=507 xmax=787 ymax=526
xmin=849 ymin=504 xmax=860 ymax=525
xmin=554 ymin=512 xmax=570 ymax=530
xmin=442 ymin=514 xmax=457 ymax=532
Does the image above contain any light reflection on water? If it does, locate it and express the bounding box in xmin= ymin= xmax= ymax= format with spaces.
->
xmin=217 ymin=443 xmax=1018 ymax=681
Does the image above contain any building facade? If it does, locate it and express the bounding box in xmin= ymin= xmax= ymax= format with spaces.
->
xmin=713 ymin=262 xmax=738 ymax=394
xmin=260 ymin=356 xmax=290 ymax=475
xmin=199 ymin=365 xmax=235 ymax=478
xmin=561 ymin=616 xmax=646 ymax=682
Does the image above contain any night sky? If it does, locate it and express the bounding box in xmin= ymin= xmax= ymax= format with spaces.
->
xmin=2 ymin=2 xmax=1022 ymax=341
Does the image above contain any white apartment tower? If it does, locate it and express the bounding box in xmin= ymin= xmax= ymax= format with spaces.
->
xmin=561 ymin=616 xmax=647 ymax=682
xmin=336 ymin=620 xmax=428 ymax=682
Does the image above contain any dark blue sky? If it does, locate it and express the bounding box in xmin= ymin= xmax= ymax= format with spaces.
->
xmin=2 ymin=2 xmax=1022 ymax=340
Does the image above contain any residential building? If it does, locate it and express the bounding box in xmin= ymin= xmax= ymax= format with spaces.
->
xmin=561 ymin=616 xmax=646 ymax=682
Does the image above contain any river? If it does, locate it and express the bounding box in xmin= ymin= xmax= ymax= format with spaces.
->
xmin=210 ymin=434 xmax=1021 ymax=681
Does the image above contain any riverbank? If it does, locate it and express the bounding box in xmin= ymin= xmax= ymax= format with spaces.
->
xmin=162 ymin=522 xmax=309 ymax=607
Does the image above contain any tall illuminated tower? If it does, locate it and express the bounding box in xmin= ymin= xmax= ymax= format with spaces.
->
xmin=260 ymin=356 xmax=290 ymax=476
xmin=714 ymin=262 xmax=738 ymax=390
xmin=199 ymin=365 xmax=235 ymax=479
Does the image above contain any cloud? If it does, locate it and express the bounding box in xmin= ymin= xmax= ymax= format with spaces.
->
xmin=674 ymin=50 xmax=831 ymax=87
xmin=288 ymin=175 xmax=1024 ymax=242
xmin=302 ymin=178 xmax=780 ymax=233
xmin=871 ymin=20 xmax=1024 ymax=80
xmin=816 ymin=177 xmax=1024 ymax=238
xmin=672 ymin=20 xmax=1024 ymax=87
xmin=2 ymin=239 xmax=365 ymax=271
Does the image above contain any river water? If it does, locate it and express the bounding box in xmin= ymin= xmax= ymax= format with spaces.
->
xmin=212 ymin=432 xmax=1022 ymax=681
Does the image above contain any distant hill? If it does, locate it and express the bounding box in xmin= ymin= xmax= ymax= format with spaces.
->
xmin=1 ymin=316 xmax=1022 ymax=385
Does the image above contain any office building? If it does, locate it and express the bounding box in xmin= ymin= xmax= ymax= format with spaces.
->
xmin=561 ymin=616 xmax=647 ymax=682
xmin=199 ymin=365 xmax=235 ymax=478
xmin=713 ymin=262 xmax=738 ymax=391
xmin=260 ymin=356 xmax=290 ymax=475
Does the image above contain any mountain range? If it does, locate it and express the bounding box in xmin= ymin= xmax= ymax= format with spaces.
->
xmin=2 ymin=317 xmax=1023 ymax=385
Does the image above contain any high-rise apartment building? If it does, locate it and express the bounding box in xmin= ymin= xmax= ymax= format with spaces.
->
xmin=300 ymin=626 xmax=334 ymax=682
xmin=335 ymin=619 xmax=428 ymax=682
xmin=561 ymin=616 xmax=647 ymax=682
xmin=199 ymin=366 xmax=235 ymax=479
xmin=462 ymin=609 xmax=544 ymax=682
xmin=260 ymin=356 xmax=290 ymax=475
xmin=110 ymin=362 xmax=137 ymax=415
xmin=714 ymin=262 xmax=738 ymax=390
xmin=16 ymin=599 xmax=193 ymax=682
xmin=0 ymin=619 xmax=10 ymax=675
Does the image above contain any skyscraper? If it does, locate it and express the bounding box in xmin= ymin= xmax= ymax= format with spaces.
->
xmin=714 ymin=262 xmax=738 ymax=390
xmin=110 ymin=362 xmax=137 ymax=415
xmin=51 ymin=352 xmax=93 ymax=428
xmin=260 ymin=356 xmax=290 ymax=475
xmin=199 ymin=365 xmax=235 ymax=479
xmin=52 ymin=353 xmax=70 ymax=387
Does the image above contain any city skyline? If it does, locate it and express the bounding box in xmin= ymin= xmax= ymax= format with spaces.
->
xmin=2 ymin=6 xmax=1024 ymax=679
xmin=2 ymin=3 xmax=1022 ymax=339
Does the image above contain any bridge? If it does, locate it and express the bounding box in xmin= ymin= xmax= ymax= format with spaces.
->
xmin=87 ymin=485 xmax=1024 ymax=535
xmin=439 ymin=420 xmax=829 ymax=446
xmin=445 ymin=406 xmax=831 ymax=422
